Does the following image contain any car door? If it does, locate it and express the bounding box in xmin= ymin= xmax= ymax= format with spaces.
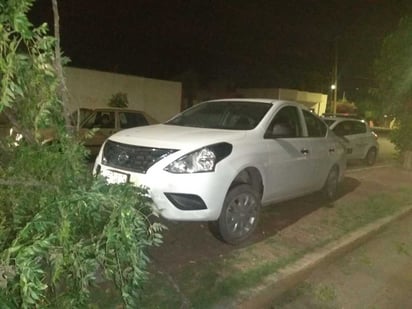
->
xmin=263 ymin=105 xmax=314 ymax=201
xmin=301 ymin=110 xmax=333 ymax=190
xmin=333 ymin=120 xmax=365 ymax=160
xmin=349 ymin=120 xmax=370 ymax=158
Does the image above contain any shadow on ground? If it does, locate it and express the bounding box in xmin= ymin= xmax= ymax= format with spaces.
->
xmin=148 ymin=176 xmax=361 ymax=274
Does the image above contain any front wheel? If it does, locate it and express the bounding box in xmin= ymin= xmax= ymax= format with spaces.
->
xmin=211 ymin=184 xmax=261 ymax=245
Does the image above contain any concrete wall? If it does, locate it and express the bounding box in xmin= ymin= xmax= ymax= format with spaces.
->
xmin=64 ymin=67 xmax=182 ymax=122
xmin=237 ymin=88 xmax=328 ymax=115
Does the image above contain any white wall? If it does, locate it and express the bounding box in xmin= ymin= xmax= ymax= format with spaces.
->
xmin=64 ymin=67 xmax=182 ymax=122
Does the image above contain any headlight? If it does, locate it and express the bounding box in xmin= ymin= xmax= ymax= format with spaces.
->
xmin=164 ymin=142 xmax=232 ymax=174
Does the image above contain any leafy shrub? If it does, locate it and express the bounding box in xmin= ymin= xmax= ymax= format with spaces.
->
xmin=0 ymin=139 xmax=164 ymax=308
xmin=108 ymin=92 xmax=129 ymax=108
xmin=390 ymin=114 xmax=412 ymax=152
xmin=0 ymin=1 xmax=164 ymax=308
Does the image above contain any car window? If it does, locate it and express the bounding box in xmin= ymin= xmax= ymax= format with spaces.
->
xmin=333 ymin=121 xmax=350 ymax=136
xmin=119 ymin=112 xmax=149 ymax=128
xmin=303 ymin=110 xmax=327 ymax=137
xmin=70 ymin=108 xmax=93 ymax=126
xmin=333 ymin=120 xmax=366 ymax=136
xmin=83 ymin=111 xmax=115 ymax=129
xmin=166 ymin=101 xmax=271 ymax=130
xmin=266 ymin=106 xmax=302 ymax=138
xmin=352 ymin=121 xmax=366 ymax=134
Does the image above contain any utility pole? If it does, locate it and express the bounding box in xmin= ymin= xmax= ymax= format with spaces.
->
xmin=332 ymin=39 xmax=338 ymax=114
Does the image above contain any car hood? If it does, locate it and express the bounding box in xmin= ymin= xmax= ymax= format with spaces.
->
xmin=108 ymin=124 xmax=247 ymax=149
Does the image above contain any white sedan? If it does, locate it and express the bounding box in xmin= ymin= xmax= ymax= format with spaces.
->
xmin=323 ymin=117 xmax=379 ymax=165
xmin=94 ymin=99 xmax=346 ymax=244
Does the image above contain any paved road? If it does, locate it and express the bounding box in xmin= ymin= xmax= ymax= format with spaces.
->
xmin=271 ymin=211 xmax=412 ymax=309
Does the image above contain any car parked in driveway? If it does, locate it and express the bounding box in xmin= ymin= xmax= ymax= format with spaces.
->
xmin=0 ymin=108 xmax=157 ymax=155
xmin=323 ymin=117 xmax=379 ymax=165
xmin=93 ymin=99 xmax=346 ymax=244
xmin=78 ymin=108 xmax=157 ymax=156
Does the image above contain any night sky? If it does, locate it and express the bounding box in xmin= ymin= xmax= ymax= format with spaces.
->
xmin=29 ymin=0 xmax=410 ymax=99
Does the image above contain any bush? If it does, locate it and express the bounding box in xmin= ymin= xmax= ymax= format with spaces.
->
xmin=0 ymin=139 xmax=164 ymax=308
xmin=390 ymin=115 xmax=412 ymax=153
xmin=0 ymin=1 xmax=164 ymax=307
xmin=108 ymin=92 xmax=129 ymax=108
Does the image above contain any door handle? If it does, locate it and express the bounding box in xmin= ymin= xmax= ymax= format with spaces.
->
xmin=329 ymin=148 xmax=335 ymax=153
xmin=301 ymin=148 xmax=309 ymax=155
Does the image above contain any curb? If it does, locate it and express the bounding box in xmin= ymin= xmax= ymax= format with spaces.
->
xmin=345 ymin=163 xmax=395 ymax=174
xmin=225 ymin=204 xmax=412 ymax=309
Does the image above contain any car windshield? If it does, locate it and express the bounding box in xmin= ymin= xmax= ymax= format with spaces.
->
xmin=70 ymin=108 xmax=93 ymax=126
xmin=165 ymin=101 xmax=272 ymax=130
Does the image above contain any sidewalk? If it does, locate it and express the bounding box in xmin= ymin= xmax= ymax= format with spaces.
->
xmin=223 ymin=165 xmax=412 ymax=308
xmin=270 ymin=205 xmax=412 ymax=308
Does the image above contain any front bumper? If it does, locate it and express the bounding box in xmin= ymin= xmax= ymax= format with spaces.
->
xmin=94 ymin=160 xmax=233 ymax=222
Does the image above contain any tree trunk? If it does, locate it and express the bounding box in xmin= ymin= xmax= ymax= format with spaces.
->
xmin=403 ymin=150 xmax=412 ymax=170
xmin=52 ymin=0 xmax=71 ymax=128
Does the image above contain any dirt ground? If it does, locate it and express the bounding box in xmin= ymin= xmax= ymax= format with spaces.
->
xmin=148 ymin=162 xmax=411 ymax=276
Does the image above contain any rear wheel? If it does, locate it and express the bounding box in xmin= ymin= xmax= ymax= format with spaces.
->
xmin=321 ymin=166 xmax=339 ymax=201
xmin=364 ymin=148 xmax=377 ymax=166
xmin=210 ymin=184 xmax=261 ymax=245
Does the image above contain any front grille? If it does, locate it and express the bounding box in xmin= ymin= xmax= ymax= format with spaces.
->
xmin=102 ymin=140 xmax=178 ymax=174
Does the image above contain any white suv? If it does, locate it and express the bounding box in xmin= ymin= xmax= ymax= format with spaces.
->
xmin=94 ymin=99 xmax=346 ymax=244
xmin=323 ymin=117 xmax=379 ymax=165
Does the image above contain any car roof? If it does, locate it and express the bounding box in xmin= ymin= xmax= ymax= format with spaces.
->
xmin=323 ymin=116 xmax=366 ymax=122
xmin=81 ymin=108 xmax=158 ymax=124
xmin=322 ymin=113 xmax=362 ymax=119
xmin=91 ymin=108 xmax=146 ymax=112
xmin=206 ymin=98 xmax=290 ymax=104
xmin=203 ymin=98 xmax=313 ymax=110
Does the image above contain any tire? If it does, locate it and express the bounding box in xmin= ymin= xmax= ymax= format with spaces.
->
xmin=364 ymin=147 xmax=377 ymax=166
xmin=321 ymin=166 xmax=339 ymax=201
xmin=211 ymin=184 xmax=261 ymax=245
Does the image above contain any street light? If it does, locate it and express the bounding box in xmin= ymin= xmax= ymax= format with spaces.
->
xmin=331 ymin=84 xmax=337 ymax=114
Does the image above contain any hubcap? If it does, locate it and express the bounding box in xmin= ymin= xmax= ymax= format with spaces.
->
xmin=225 ymin=193 xmax=258 ymax=238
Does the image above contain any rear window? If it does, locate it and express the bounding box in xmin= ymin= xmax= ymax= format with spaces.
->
xmin=303 ymin=110 xmax=327 ymax=137
xmin=119 ymin=112 xmax=149 ymax=128
xmin=333 ymin=120 xmax=366 ymax=136
xmin=323 ymin=119 xmax=336 ymax=126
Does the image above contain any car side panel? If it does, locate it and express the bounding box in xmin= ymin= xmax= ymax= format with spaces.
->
xmin=262 ymin=137 xmax=315 ymax=202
